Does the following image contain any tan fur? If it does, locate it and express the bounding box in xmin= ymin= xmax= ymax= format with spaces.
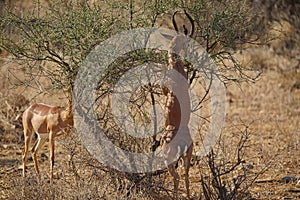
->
xmin=161 ymin=34 xmax=193 ymax=199
xmin=22 ymin=101 xmax=73 ymax=182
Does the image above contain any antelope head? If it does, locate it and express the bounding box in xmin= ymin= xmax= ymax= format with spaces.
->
xmin=169 ymin=9 xmax=195 ymax=55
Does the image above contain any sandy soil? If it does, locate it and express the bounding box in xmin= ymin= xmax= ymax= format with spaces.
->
xmin=0 ymin=1 xmax=299 ymax=199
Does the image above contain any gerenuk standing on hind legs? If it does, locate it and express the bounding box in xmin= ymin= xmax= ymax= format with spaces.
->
xmin=160 ymin=9 xmax=194 ymax=200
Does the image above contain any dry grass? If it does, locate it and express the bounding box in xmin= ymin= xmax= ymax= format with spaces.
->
xmin=0 ymin=1 xmax=300 ymax=199
xmin=1 ymin=45 xmax=299 ymax=199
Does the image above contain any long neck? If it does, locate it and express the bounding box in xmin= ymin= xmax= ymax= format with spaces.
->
xmin=168 ymin=36 xmax=187 ymax=80
xmin=62 ymin=87 xmax=73 ymax=121
xmin=64 ymin=98 xmax=72 ymax=119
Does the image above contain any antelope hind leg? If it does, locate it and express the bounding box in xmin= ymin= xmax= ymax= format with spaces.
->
xmin=22 ymin=129 xmax=33 ymax=178
xmin=183 ymin=143 xmax=193 ymax=199
xmin=168 ymin=162 xmax=180 ymax=199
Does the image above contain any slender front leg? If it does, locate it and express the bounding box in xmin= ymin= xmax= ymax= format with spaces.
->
xmin=49 ymin=132 xmax=55 ymax=182
xmin=31 ymin=134 xmax=47 ymax=180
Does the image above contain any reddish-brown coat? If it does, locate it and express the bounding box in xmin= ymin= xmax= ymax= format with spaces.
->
xmin=22 ymin=102 xmax=73 ymax=181
xmin=160 ymin=21 xmax=194 ymax=200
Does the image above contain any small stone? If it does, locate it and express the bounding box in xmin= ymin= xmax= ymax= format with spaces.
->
xmin=280 ymin=176 xmax=297 ymax=183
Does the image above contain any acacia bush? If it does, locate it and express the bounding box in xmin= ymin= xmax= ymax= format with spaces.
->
xmin=0 ymin=0 xmax=267 ymax=199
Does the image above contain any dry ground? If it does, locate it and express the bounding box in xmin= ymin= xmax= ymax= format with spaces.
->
xmin=0 ymin=45 xmax=299 ymax=199
xmin=0 ymin=1 xmax=299 ymax=199
xmin=227 ymin=47 xmax=300 ymax=199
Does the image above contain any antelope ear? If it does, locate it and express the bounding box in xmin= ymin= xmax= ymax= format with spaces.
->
xmin=160 ymin=33 xmax=174 ymax=41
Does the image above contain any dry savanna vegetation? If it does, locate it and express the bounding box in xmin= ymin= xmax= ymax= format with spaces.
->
xmin=0 ymin=0 xmax=299 ymax=199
